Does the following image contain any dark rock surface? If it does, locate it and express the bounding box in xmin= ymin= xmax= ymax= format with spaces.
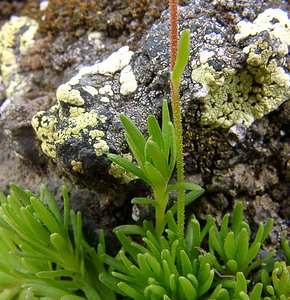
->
xmin=0 ymin=0 xmax=289 ymax=245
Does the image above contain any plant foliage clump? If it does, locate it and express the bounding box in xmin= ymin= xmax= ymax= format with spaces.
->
xmin=0 ymin=183 xmax=115 ymax=300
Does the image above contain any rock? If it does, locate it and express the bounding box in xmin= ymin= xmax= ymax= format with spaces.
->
xmin=0 ymin=0 xmax=289 ymax=241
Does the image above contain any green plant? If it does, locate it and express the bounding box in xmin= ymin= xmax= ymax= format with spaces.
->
xmin=108 ymin=98 xmax=203 ymax=236
xmin=261 ymin=261 xmax=290 ymax=299
xmin=0 ymin=183 xmax=115 ymax=300
xmin=208 ymin=202 xmax=275 ymax=277
xmin=99 ymin=212 xmax=215 ymax=300
xmin=281 ymin=237 xmax=290 ymax=266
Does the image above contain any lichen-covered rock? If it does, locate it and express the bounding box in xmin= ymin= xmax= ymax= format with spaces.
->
xmin=0 ymin=0 xmax=289 ymax=240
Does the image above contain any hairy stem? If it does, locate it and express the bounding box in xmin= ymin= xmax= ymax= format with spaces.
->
xmin=170 ymin=0 xmax=185 ymax=241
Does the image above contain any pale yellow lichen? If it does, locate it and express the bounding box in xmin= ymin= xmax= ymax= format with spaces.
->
xmin=0 ymin=16 xmax=38 ymax=97
xmin=109 ymin=153 xmax=137 ymax=184
xmin=93 ymin=140 xmax=109 ymax=156
xmin=71 ymin=160 xmax=83 ymax=172
xmin=31 ymin=111 xmax=57 ymax=158
xmin=56 ymin=84 xmax=84 ymax=106
xmin=192 ymin=9 xmax=290 ymax=128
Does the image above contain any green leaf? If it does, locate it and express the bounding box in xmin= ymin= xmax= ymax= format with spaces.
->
xmin=30 ymin=197 xmax=61 ymax=235
xmin=171 ymin=29 xmax=190 ymax=89
xmin=131 ymin=197 xmax=157 ymax=207
xmin=179 ymin=276 xmax=197 ymax=300
xmin=108 ymin=154 xmax=148 ymax=183
xmin=120 ymin=114 xmax=146 ymax=166
xmin=235 ymin=228 xmax=249 ymax=270
xmin=248 ymin=283 xmax=263 ymax=300
xmin=9 ymin=183 xmax=31 ymax=206
xmin=224 ymin=232 xmax=236 ymax=261
xmin=161 ymin=100 xmax=173 ymax=158
xmin=113 ymin=224 xmax=145 ymax=236
xmin=232 ymin=203 xmax=243 ymax=234
xmin=144 ymin=162 xmax=166 ymax=189
xmin=198 ymin=269 xmax=214 ymax=297
xmin=118 ymin=282 xmax=144 ymax=300
xmin=148 ymin=115 xmax=165 ymax=152
xmin=145 ymin=139 xmax=169 ymax=179
xmin=209 ymin=226 xmax=225 ymax=259
xmin=40 ymin=185 xmax=62 ymax=224
xmin=235 ymin=272 xmax=247 ymax=297
xmin=180 ymin=250 xmax=192 ymax=275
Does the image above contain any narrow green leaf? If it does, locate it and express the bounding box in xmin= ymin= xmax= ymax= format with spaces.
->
xmin=209 ymin=226 xmax=226 ymax=259
xmin=113 ymin=224 xmax=145 ymax=236
xmin=114 ymin=231 xmax=139 ymax=262
xmin=232 ymin=203 xmax=244 ymax=234
xmin=112 ymin=271 xmax=136 ymax=283
xmin=171 ymin=29 xmax=190 ymax=89
xmin=144 ymin=284 xmax=167 ymax=298
xmin=50 ymin=233 xmax=72 ymax=255
xmin=235 ymin=228 xmax=249 ymax=270
xmin=180 ymin=250 xmax=192 ymax=275
xmin=220 ymin=213 xmax=229 ymax=243
xmin=30 ymin=197 xmax=61 ymax=235
xmin=224 ymin=232 xmax=236 ymax=260
xmin=20 ymin=207 xmax=50 ymax=244
xmin=120 ymin=114 xmax=146 ymax=164
xmin=137 ymin=253 xmax=152 ymax=277
xmin=101 ymin=253 xmax=128 ymax=274
xmin=118 ymin=282 xmax=143 ymax=300
xmin=161 ymin=100 xmax=172 ymax=158
xmin=198 ymin=269 xmax=214 ymax=296
xmin=145 ymin=139 xmax=169 ymax=179
xmin=144 ymin=253 xmax=162 ymax=278
xmin=148 ymin=115 xmax=165 ymax=152
xmin=99 ymin=272 xmax=124 ymax=295
xmin=261 ymin=218 xmax=273 ymax=244
xmin=36 ymin=270 xmax=74 ymax=279
xmin=9 ymin=182 xmax=31 ymax=206
xmin=108 ymin=154 xmax=148 ymax=183
xmin=179 ymin=276 xmax=197 ymax=300
xmin=235 ymin=272 xmax=247 ymax=296
xmin=144 ymin=162 xmax=166 ymax=188
xmin=249 ymin=283 xmax=263 ymax=300
xmin=142 ymin=238 xmax=161 ymax=262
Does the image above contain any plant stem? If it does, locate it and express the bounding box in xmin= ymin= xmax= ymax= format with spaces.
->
xmin=170 ymin=0 xmax=185 ymax=241
xmin=170 ymin=0 xmax=178 ymax=70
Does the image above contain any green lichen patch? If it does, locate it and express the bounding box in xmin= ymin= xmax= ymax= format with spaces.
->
xmin=192 ymin=9 xmax=290 ymax=128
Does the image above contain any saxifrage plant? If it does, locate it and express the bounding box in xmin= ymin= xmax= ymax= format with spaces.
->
xmin=0 ymin=183 xmax=115 ymax=300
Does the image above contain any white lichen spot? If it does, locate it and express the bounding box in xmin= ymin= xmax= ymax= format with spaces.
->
xmin=98 ymin=46 xmax=134 ymax=74
xmin=94 ymin=140 xmax=109 ymax=156
xmin=99 ymin=84 xmax=113 ymax=96
xmin=83 ymin=85 xmax=98 ymax=96
xmin=67 ymin=46 xmax=134 ymax=85
xmin=235 ymin=8 xmax=290 ymax=54
xmin=100 ymin=97 xmax=110 ymax=103
xmin=88 ymin=31 xmax=102 ymax=41
xmin=120 ymin=65 xmax=138 ymax=95
xmin=199 ymin=50 xmax=215 ymax=64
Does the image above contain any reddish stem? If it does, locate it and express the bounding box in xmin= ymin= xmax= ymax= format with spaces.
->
xmin=170 ymin=0 xmax=178 ymax=71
